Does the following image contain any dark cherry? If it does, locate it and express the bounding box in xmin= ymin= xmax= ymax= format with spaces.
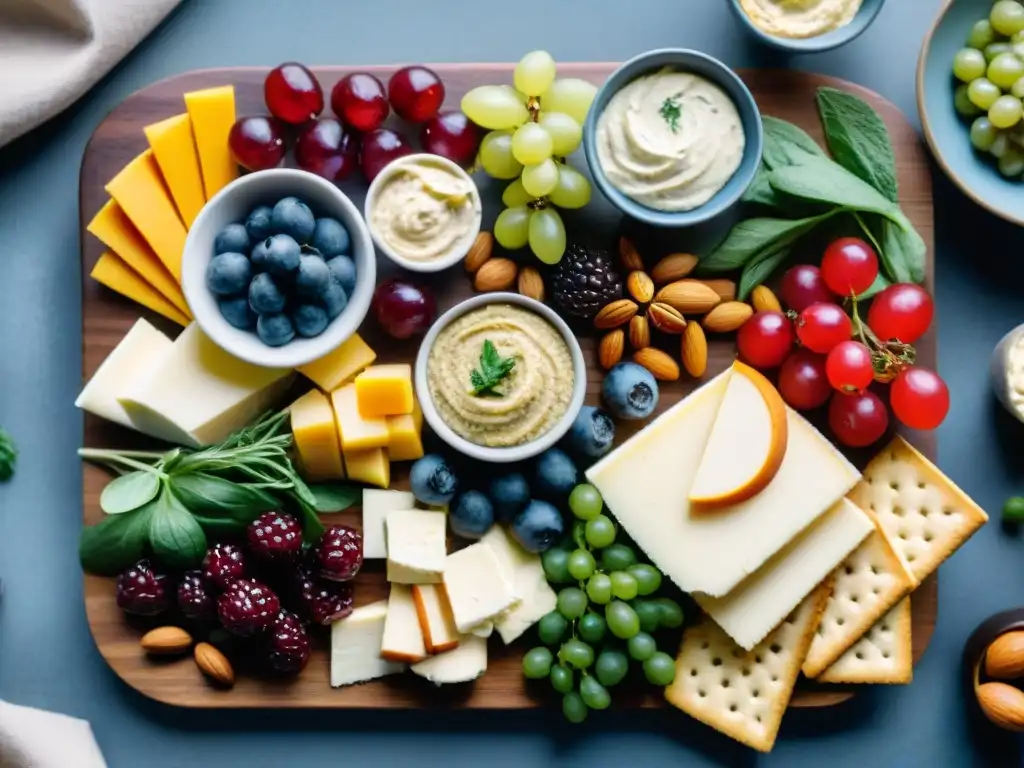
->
xmin=294 ymin=117 xmax=360 ymax=181
xmin=228 ymin=116 xmax=286 ymax=171
xmin=115 ymin=559 xmax=169 ymax=617
xmin=246 ymin=511 xmax=303 ymax=563
xmin=202 ymin=543 xmax=247 ymax=591
xmin=217 ymin=579 xmax=281 ymax=637
xmin=331 ymin=72 xmax=389 ymax=132
xmin=177 ymin=570 xmax=215 ymax=621
xmin=317 ymin=525 xmax=364 ymax=582
xmin=264 ymin=62 xmax=324 ymax=124
xmin=371 ymin=278 xmax=437 ymax=340
xmin=360 ymin=128 xmax=411 ymax=182
xmin=265 ymin=610 xmax=312 ymax=675
xmin=388 ymin=65 xmax=445 ymax=122
xmin=420 ymin=111 xmax=481 ymax=166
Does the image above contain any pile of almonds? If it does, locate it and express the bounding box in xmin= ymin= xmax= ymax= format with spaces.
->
xmin=141 ymin=626 xmax=235 ymax=688
xmin=463 ymin=232 xmax=545 ymax=302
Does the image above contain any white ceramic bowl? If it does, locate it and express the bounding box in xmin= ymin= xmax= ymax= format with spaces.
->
xmin=414 ymin=293 xmax=587 ymax=464
xmin=364 ymin=153 xmax=482 ymax=273
xmin=182 ymin=169 xmax=376 ymax=368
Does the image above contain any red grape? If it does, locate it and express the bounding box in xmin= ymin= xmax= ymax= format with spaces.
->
xmin=361 ymin=128 xmax=412 ymax=182
xmin=228 ymin=116 xmax=286 ymax=171
xmin=294 ymin=118 xmax=359 ymax=181
xmin=780 ymin=265 xmax=836 ymax=312
xmin=828 ymin=390 xmax=889 ymax=448
xmin=736 ymin=311 xmax=796 ymax=369
xmin=331 ymin=73 xmax=389 ymax=131
xmin=372 ymin=278 xmax=437 ymax=339
xmin=420 ymin=111 xmax=481 ymax=165
xmin=388 ymin=66 xmax=445 ymax=122
xmin=826 ymin=340 xmax=874 ymax=392
xmin=820 ymin=237 xmax=879 ymax=296
xmin=778 ymin=350 xmax=831 ymax=410
xmin=796 ymin=302 xmax=852 ymax=354
xmin=867 ymin=283 xmax=934 ymax=343
xmin=265 ymin=63 xmax=324 ymax=124
xmin=890 ymin=366 xmax=949 ymax=430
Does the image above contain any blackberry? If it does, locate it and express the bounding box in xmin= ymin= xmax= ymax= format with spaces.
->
xmin=550 ymin=244 xmax=623 ymax=322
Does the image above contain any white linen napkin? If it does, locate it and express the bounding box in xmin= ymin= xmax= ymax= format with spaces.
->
xmin=0 ymin=700 xmax=107 ymax=768
xmin=0 ymin=0 xmax=183 ymax=147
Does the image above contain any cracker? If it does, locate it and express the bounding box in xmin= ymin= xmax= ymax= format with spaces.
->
xmin=665 ymin=578 xmax=832 ymax=753
xmin=802 ymin=526 xmax=913 ymax=678
xmin=848 ymin=435 xmax=988 ymax=586
xmin=816 ymin=597 xmax=912 ymax=684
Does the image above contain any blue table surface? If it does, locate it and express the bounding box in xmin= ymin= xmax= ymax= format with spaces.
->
xmin=2 ymin=0 xmax=1022 ymax=765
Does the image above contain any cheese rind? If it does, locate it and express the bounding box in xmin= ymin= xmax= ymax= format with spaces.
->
xmin=290 ymin=389 xmax=345 ymax=481
xmin=330 ymin=601 xmax=405 ymax=687
xmin=443 ymin=542 xmax=518 ymax=633
xmin=144 ymin=114 xmax=205 ymax=227
xmin=481 ymin=526 xmax=558 ymax=644
xmin=410 ymin=635 xmax=487 ymax=685
xmin=298 ymin=333 xmax=377 ymax=391
xmin=91 ymin=252 xmax=190 ymax=327
xmin=184 ymin=85 xmax=238 ymax=199
xmin=386 ymin=510 xmax=447 ymax=584
xmin=361 ymin=489 xmax=415 ymax=559
xmin=381 ymin=584 xmax=428 ymax=662
xmin=332 ymin=383 xmax=390 ymax=450
xmin=411 ymin=584 xmax=460 ymax=654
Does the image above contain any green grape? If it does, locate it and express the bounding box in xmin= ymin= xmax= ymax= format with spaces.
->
xmin=989 ymin=52 xmax=1024 ymax=88
xmin=540 ymin=78 xmax=598 ymax=125
xmin=1013 ymin=76 xmax=1024 ymax=98
xmin=954 ymin=47 xmax=988 ymax=82
xmin=569 ymin=484 xmax=603 ymax=520
xmin=462 ymin=86 xmax=530 ymax=130
xmin=986 ymin=42 xmax=1014 ymax=61
xmin=627 ymin=631 xmax=657 ymax=661
xmin=501 ymin=84 xmax=529 ymax=105
xmin=968 ymin=19 xmax=997 ymax=49
xmin=528 ymin=207 xmax=566 ymax=264
xmin=567 ymin=548 xmax=597 ymax=580
xmin=600 ymin=543 xmax=637 ymax=572
xmin=521 ymin=158 xmax=559 ymax=196
xmin=558 ymin=638 xmax=595 ymax=669
xmin=653 ymin=597 xmax=684 ymax=628
xmin=557 ymin=587 xmax=588 ymax=620
xmin=502 ymin=178 xmax=533 ymax=208
xmin=542 ymin=547 xmax=572 ymax=583
xmin=579 ymin=675 xmax=612 ymax=710
xmin=562 ymin=691 xmax=588 ymax=723
xmin=971 ymin=116 xmax=999 ymax=150
xmin=584 ymin=515 xmax=616 ymax=549
xmin=523 ymin=646 xmax=554 ymax=679
xmin=955 ymin=84 xmax=982 ymax=117
xmin=538 ymin=111 xmax=583 ymax=155
xmin=999 ymin=147 xmax=1024 ymax=175
xmin=578 ymin=612 xmax=607 ymax=643
xmin=1014 ymin=29 xmax=1024 ymax=43
xmin=548 ymin=165 xmax=592 ymax=209
xmin=991 ymin=94 xmax=1024 ymax=127
xmin=550 ymin=664 xmax=574 ymax=694
xmin=628 ymin=564 xmax=662 ymax=596
xmin=633 ymin=599 xmax=661 ymax=633
xmin=1012 ymin=42 xmax=1024 ymax=60
xmin=606 ymin=600 xmax=641 ymax=639
xmin=609 ymin=570 xmax=639 ymax=601
xmin=512 ymin=122 xmax=554 ymax=165
xmin=586 ymin=573 xmax=613 ymax=604
xmin=479 ymin=130 xmax=524 ymax=179
xmin=594 ymin=649 xmax=629 ymax=687
xmin=991 ymin=131 xmax=1012 ymax=158
xmin=969 ymin=77 xmax=1002 ymax=110
xmin=514 ymin=50 xmax=557 ymax=97
xmin=992 ymin=0 xmax=1024 ymax=36
xmin=494 ymin=206 xmax=531 ymax=250
xmin=538 ymin=610 xmax=569 ymax=645
xmin=642 ymin=652 xmax=677 ymax=687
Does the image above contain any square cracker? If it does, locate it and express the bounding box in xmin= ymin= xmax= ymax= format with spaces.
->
xmin=802 ymin=526 xmax=914 ymax=678
xmin=816 ymin=597 xmax=912 ymax=684
xmin=665 ymin=578 xmax=832 ymax=753
xmin=848 ymin=435 xmax=988 ymax=586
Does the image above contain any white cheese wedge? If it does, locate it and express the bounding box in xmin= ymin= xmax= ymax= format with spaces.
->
xmin=695 ymin=498 xmax=874 ymax=650
xmin=330 ymin=600 xmax=405 ymax=687
xmin=386 ymin=509 xmax=447 ymax=584
xmin=381 ymin=584 xmax=427 ymax=662
xmin=118 ymin=324 xmax=295 ymax=447
xmin=482 ymin=526 xmax=558 ymax=644
xmin=411 ymin=584 xmax=460 ymax=653
xmin=411 ymin=634 xmax=488 ymax=685
xmin=75 ymin=319 xmax=173 ymax=430
xmin=586 ymin=370 xmax=861 ymax=597
xmin=443 ymin=542 xmax=518 ymax=633
xmin=362 ymin=489 xmax=415 ymax=559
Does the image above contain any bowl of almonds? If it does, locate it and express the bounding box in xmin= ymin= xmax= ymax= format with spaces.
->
xmin=963 ymin=608 xmax=1024 ymax=732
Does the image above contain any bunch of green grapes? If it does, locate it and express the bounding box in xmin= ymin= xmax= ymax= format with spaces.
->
xmin=461 ymin=51 xmax=597 ymax=265
xmin=522 ymin=483 xmax=682 ymax=723
xmin=953 ymin=1 xmax=1024 ymax=177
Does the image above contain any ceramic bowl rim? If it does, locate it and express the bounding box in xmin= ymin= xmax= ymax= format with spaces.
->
xmin=726 ymin=0 xmax=887 ymax=52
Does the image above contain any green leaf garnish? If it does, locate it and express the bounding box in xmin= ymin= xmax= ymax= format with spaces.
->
xmin=659 ymin=96 xmax=682 ymax=133
xmin=470 ymin=340 xmax=516 ymax=396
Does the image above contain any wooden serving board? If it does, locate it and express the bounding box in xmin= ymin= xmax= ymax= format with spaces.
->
xmin=79 ymin=65 xmax=936 ymax=710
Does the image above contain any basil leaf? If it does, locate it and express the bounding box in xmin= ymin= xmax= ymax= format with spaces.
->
xmin=148 ymin=488 xmax=207 ymax=569
xmin=816 ymin=87 xmax=898 ymax=204
xmin=699 ymin=211 xmax=837 ymax=273
xmin=100 ymin=471 xmax=161 ymax=515
xmin=741 ymin=165 xmax=778 ymax=207
xmin=191 ymin=514 xmax=248 ymax=538
xmin=291 ymin=474 xmax=319 ymax=508
xmin=296 ymin=501 xmax=326 ymax=543
xmin=170 ymin=472 xmax=278 ymax=520
xmin=738 ymin=245 xmax=792 ymax=301
xmin=857 ymin=272 xmax=891 ymax=301
xmin=768 ymin=160 xmax=899 ymax=217
xmin=761 ymin=116 xmax=826 ymax=170
xmin=881 ymin=218 xmax=926 ymax=284
xmin=307 ymin=483 xmax=360 ymax=513
xmin=79 ymin=504 xmax=154 ymax=576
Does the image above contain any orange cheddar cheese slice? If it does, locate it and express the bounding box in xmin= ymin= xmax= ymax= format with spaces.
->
xmin=342 ymin=447 xmax=390 ymax=488
xmin=355 ymin=364 xmax=414 ymax=418
xmin=184 ymin=86 xmax=238 ymax=199
xmin=91 ymin=252 xmax=190 ymax=326
xmin=298 ymin=333 xmax=377 ymax=392
xmin=386 ymin=413 xmax=424 ymax=462
xmin=144 ymin=114 xmax=206 ymax=228
xmin=331 ymin=383 xmax=390 ymax=450
xmin=290 ymin=389 xmax=345 ymax=481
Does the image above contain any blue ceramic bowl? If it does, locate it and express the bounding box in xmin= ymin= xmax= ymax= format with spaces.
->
xmin=582 ymin=49 xmax=763 ymax=228
xmin=918 ymin=0 xmax=1024 ymax=225
xmin=727 ymin=0 xmax=886 ymax=52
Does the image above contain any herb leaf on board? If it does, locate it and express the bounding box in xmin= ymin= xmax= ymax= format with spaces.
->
xmin=78 ymin=503 xmax=155 ymax=576
xmin=741 ymin=165 xmax=778 ymax=207
xmin=100 ymin=471 xmax=162 ymax=515
xmin=170 ymin=472 xmax=279 ymax=520
xmin=760 ymin=116 xmax=826 ymax=170
xmin=307 ymin=483 xmax=360 ymax=513
xmin=739 ymin=245 xmax=793 ymax=300
xmin=147 ymin=487 xmax=208 ymax=569
xmin=470 ymin=340 xmax=516 ymax=396
xmin=698 ymin=211 xmax=838 ymax=274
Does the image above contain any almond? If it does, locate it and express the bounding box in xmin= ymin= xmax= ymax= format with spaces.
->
xmin=650 ymin=253 xmax=698 ymax=284
xmin=464 ymin=231 xmax=494 ymax=273
xmin=594 ymin=299 xmax=639 ymax=330
xmin=194 ymin=642 xmax=235 ymax=688
xmin=626 ymin=270 xmax=655 ymax=304
xmin=682 ymin=322 xmax=708 ymax=378
xmin=751 ymin=284 xmax=782 ymax=313
xmin=633 ymin=348 xmax=680 ymax=381
xmin=473 ymin=257 xmax=517 ymax=292
xmin=618 ymin=236 xmax=644 ymax=271
xmin=702 ymin=301 xmax=754 ymax=333
xmin=629 ymin=315 xmax=651 ymax=350
xmin=646 ymin=302 xmax=687 ymax=334
xmin=655 ymin=280 xmax=722 ymax=315
xmin=977 ymin=682 xmax=1024 ymax=731
xmin=598 ymin=330 xmax=625 ymax=370
xmin=140 ymin=626 xmax=193 ymax=656
xmin=699 ymin=278 xmax=737 ymax=303
xmin=517 ymin=266 xmax=545 ymax=301
xmin=986 ymin=632 xmax=1024 ymax=680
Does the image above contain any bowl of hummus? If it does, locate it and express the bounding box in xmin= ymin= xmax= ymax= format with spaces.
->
xmin=728 ymin=0 xmax=886 ymax=51
xmin=365 ymin=153 xmax=482 ymax=273
xmin=414 ymin=293 xmax=587 ymax=463
xmin=583 ymin=49 xmax=763 ymax=228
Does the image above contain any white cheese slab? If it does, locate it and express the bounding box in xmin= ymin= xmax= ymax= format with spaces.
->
xmin=361 ymin=489 xmax=415 ymax=559
xmin=330 ymin=600 xmax=405 ymax=688
xmin=385 ymin=509 xmax=447 ymax=584
xmin=482 ymin=526 xmax=557 ymax=644
xmin=411 ymin=634 xmax=487 ymax=685
xmin=381 ymin=584 xmax=427 ymax=663
xmin=443 ymin=542 xmax=517 ymax=633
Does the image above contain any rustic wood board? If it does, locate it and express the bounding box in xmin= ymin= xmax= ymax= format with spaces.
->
xmin=79 ymin=65 xmax=936 ymax=710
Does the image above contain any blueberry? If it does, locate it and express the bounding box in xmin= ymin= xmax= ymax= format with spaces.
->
xmin=218 ymin=296 xmax=256 ymax=330
xmin=565 ymin=406 xmax=616 ymax=460
xmin=319 ymin=279 xmax=349 ymax=319
xmin=449 ymin=491 xmax=495 ymax=540
xmin=511 ymin=500 xmax=565 ymax=554
xmin=602 ymin=362 xmax=659 ymax=421
xmin=245 ymin=205 xmax=274 ymax=242
xmin=256 ymin=313 xmax=295 ymax=347
xmin=312 ymin=217 xmax=351 ymax=257
xmin=250 ymin=239 xmax=269 ymax=270
xmin=214 ymin=223 xmax=250 ymax=255
xmin=533 ymin=448 xmax=578 ymax=503
xmin=410 ymin=454 xmax=459 ymax=506
xmin=489 ymin=472 xmax=531 ymax=523
xmin=295 ymin=254 xmax=330 ymax=298
xmin=248 ymin=272 xmax=286 ymax=315
xmin=206 ymin=252 xmax=252 ymax=296
xmin=326 ymin=255 xmax=357 ymax=297
xmin=263 ymin=234 xmax=301 ymax=276
xmin=292 ymin=304 xmax=329 ymax=338
xmin=271 ymin=197 xmax=315 ymax=243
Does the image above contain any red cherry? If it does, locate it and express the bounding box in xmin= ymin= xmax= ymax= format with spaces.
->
xmin=777 ymin=350 xmax=831 ymax=410
xmin=867 ymin=283 xmax=934 ymax=344
xmin=331 ymin=73 xmax=389 ymax=132
xmin=890 ymin=367 xmax=949 ymax=430
xmin=828 ymin=390 xmax=889 ymax=448
xmin=825 ymin=340 xmax=875 ymax=392
xmin=420 ymin=111 xmax=482 ymax=166
xmin=821 ymin=237 xmax=879 ymax=296
xmin=780 ymin=265 xmax=836 ymax=312
xmin=228 ymin=116 xmax=286 ymax=171
xmin=795 ymin=302 xmax=853 ymax=354
xmin=388 ymin=66 xmax=445 ymax=122
xmin=294 ymin=118 xmax=359 ymax=181
xmin=361 ymin=128 xmax=412 ymax=182
xmin=736 ymin=311 xmax=796 ymax=369
xmin=265 ymin=63 xmax=324 ymax=124
xmin=372 ymin=278 xmax=437 ymax=339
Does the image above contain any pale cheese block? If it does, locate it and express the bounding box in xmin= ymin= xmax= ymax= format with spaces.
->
xmin=411 ymin=634 xmax=487 ymax=685
xmin=361 ymin=489 xmax=415 ymax=559
xmin=586 ymin=370 xmax=860 ymax=597
xmin=411 ymin=584 xmax=460 ymax=654
xmin=817 ymin=597 xmax=912 ymax=684
xmin=381 ymin=584 xmax=427 ymax=663
xmin=385 ymin=509 xmax=447 ymax=584
xmin=443 ymin=542 xmax=518 ymax=633
xmin=481 ymin=526 xmax=558 ymax=644
xmin=695 ymin=498 xmax=873 ymax=650
xmin=330 ymin=601 xmax=405 ymax=687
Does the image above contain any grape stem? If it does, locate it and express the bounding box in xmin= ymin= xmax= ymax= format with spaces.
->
xmin=848 ymin=296 xmax=916 ymax=381
xmin=527 ymin=96 xmax=541 ymax=123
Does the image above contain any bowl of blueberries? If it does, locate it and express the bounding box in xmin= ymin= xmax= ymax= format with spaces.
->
xmin=181 ymin=168 xmax=375 ymax=368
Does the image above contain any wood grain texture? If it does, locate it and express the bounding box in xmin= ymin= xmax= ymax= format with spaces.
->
xmin=79 ymin=65 xmax=936 ymax=710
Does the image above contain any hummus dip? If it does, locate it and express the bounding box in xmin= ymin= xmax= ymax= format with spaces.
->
xmin=595 ymin=69 xmax=745 ymax=212
xmin=427 ymin=304 xmax=573 ymax=448
xmin=370 ymin=157 xmax=480 ymax=264
xmin=739 ymin=0 xmax=862 ymax=39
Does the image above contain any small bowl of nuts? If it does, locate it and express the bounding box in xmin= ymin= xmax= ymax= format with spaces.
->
xmin=963 ymin=608 xmax=1024 ymax=732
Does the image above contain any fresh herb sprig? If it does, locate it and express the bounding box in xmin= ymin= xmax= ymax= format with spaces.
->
xmin=659 ymin=96 xmax=682 ymax=134
xmin=0 ymin=428 xmax=16 ymax=482
xmin=470 ymin=340 xmax=516 ymax=396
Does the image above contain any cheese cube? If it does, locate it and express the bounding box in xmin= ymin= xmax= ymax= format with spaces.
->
xmin=342 ymin=447 xmax=390 ymax=489
xmin=482 ymin=526 xmax=558 ymax=644
xmin=183 ymin=85 xmax=238 ymax=199
xmin=331 ymin=383 xmax=389 ymax=450
xmin=443 ymin=542 xmax=518 ymax=633
xmin=330 ymin=601 xmax=405 ymax=687
xmin=298 ymin=333 xmax=377 ymax=392
xmin=386 ymin=509 xmax=447 ymax=584
xmin=386 ymin=413 xmax=424 ymax=462
xmin=361 ymin=489 xmax=415 ymax=559
xmin=91 ymin=252 xmax=190 ymax=327
xmin=290 ymin=389 xmax=345 ymax=481
xmin=355 ymin=364 xmax=414 ymax=418
xmin=381 ymin=584 xmax=428 ymax=662
xmin=411 ymin=584 xmax=460 ymax=653
xmin=411 ymin=634 xmax=487 ymax=685
xmin=143 ymin=114 xmax=205 ymax=228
